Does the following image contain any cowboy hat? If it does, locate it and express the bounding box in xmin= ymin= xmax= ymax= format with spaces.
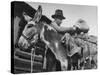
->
xmin=52 ymin=9 xmax=65 ymax=20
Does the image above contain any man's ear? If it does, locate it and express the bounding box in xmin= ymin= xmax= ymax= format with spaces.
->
xmin=23 ymin=12 xmax=32 ymax=22
xmin=33 ymin=5 xmax=42 ymax=22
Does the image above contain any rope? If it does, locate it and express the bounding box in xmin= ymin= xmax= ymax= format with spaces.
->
xmin=31 ymin=48 xmax=35 ymax=73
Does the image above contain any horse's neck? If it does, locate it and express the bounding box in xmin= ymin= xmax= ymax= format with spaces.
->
xmin=56 ymin=33 xmax=63 ymax=41
xmin=38 ymin=22 xmax=64 ymax=44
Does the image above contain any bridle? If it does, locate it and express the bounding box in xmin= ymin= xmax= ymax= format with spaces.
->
xmin=21 ymin=30 xmax=39 ymax=45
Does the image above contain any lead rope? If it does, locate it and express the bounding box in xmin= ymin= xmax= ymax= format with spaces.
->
xmin=31 ymin=47 xmax=35 ymax=73
xmin=43 ymin=45 xmax=48 ymax=70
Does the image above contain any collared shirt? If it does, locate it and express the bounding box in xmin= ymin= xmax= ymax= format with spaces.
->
xmin=51 ymin=21 xmax=67 ymax=35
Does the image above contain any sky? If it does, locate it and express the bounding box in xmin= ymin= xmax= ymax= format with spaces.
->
xmin=27 ymin=2 xmax=97 ymax=36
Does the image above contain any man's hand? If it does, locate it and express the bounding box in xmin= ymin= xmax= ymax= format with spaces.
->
xmin=73 ymin=25 xmax=78 ymax=31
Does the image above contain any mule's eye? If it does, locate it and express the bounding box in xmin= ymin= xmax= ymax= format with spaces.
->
xmin=27 ymin=24 xmax=33 ymax=28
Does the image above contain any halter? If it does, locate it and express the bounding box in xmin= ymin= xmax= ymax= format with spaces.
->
xmin=21 ymin=32 xmax=39 ymax=44
xmin=22 ymin=33 xmax=29 ymax=41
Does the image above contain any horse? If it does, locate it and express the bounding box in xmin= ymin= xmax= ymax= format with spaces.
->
xmin=18 ymin=5 xmax=69 ymax=71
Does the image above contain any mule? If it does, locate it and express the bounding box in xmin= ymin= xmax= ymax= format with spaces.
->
xmin=18 ymin=5 xmax=69 ymax=71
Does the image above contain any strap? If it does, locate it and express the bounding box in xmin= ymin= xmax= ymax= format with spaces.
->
xmin=22 ymin=33 xmax=29 ymax=40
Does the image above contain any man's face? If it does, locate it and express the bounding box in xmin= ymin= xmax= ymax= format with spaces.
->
xmin=55 ymin=18 xmax=63 ymax=26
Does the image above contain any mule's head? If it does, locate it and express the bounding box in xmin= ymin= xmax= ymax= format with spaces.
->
xmin=18 ymin=5 xmax=43 ymax=49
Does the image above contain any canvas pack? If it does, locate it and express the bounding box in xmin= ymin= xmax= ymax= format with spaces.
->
xmin=11 ymin=1 xmax=98 ymax=74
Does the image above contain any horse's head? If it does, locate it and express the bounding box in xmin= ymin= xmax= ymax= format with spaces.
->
xmin=18 ymin=5 xmax=43 ymax=49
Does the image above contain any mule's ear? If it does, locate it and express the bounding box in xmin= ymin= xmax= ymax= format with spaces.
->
xmin=33 ymin=5 xmax=42 ymax=22
xmin=23 ymin=12 xmax=32 ymax=22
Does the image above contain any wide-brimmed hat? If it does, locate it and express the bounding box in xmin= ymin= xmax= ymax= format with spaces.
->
xmin=52 ymin=9 xmax=65 ymax=20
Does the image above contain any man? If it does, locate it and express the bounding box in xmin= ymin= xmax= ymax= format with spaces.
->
xmin=50 ymin=9 xmax=91 ymax=69
xmin=51 ymin=9 xmax=81 ymax=56
xmin=51 ymin=9 xmax=76 ymax=33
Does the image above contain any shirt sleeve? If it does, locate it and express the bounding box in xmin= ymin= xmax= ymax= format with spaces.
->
xmin=51 ymin=22 xmax=75 ymax=32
